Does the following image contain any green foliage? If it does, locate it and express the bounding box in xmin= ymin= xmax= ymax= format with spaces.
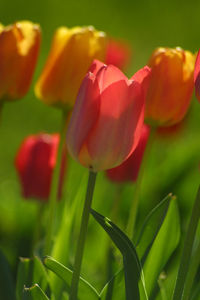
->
xmin=16 ymin=256 xmax=50 ymax=300
xmin=0 ymin=249 xmax=15 ymax=300
xmin=135 ymin=193 xmax=172 ymax=259
xmin=142 ymin=197 xmax=180 ymax=298
xmin=43 ymin=256 xmax=100 ymax=300
xmin=24 ymin=284 xmax=49 ymax=300
xmin=91 ymin=209 xmax=148 ymax=300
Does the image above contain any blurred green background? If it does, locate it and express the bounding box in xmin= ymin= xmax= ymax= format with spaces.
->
xmin=0 ymin=0 xmax=200 ymax=293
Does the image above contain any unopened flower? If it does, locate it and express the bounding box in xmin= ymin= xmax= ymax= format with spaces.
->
xmin=35 ymin=26 xmax=107 ymax=110
xmin=67 ymin=60 xmax=151 ymax=172
xmin=15 ymin=133 xmax=66 ymax=201
xmin=0 ymin=21 xmax=40 ymax=102
xmin=145 ymin=47 xmax=195 ymax=127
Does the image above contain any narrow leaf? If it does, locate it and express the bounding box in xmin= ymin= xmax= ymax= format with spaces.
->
xmin=50 ymin=173 xmax=88 ymax=299
xmin=91 ymin=209 xmax=148 ymax=300
xmin=136 ymin=193 xmax=172 ymax=259
xmin=24 ymin=284 xmax=49 ymax=300
xmin=143 ymin=197 xmax=180 ymax=298
xmin=173 ymin=187 xmax=200 ymax=300
xmin=100 ymin=269 xmax=125 ymax=300
xmin=16 ymin=258 xmax=33 ymax=300
xmin=43 ymin=256 xmax=100 ymax=300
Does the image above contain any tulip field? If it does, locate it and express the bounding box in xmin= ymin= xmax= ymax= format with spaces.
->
xmin=1 ymin=1 xmax=200 ymax=300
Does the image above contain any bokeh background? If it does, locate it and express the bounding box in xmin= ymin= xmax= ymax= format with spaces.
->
xmin=0 ymin=0 xmax=200 ymax=294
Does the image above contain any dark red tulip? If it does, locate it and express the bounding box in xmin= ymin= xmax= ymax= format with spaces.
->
xmin=15 ymin=133 xmax=66 ymax=201
xmin=106 ymin=124 xmax=150 ymax=182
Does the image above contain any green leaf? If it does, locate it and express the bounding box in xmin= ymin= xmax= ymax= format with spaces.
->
xmin=0 ymin=249 xmax=15 ymax=300
xmin=32 ymin=256 xmax=50 ymax=293
xmin=43 ymin=256 xmax=100 ymax=300
xmin=100 ymin=269 xmax=125 ymax=300
xmin=50 ymin=173 xmax=87 ymax=298
xmin=24 ymin=284 xmax=49 ymax=300
xmin=182 ymin=236 xmax=200 ymax=300
xmin=142 ymin=197 xmax=180 ymax=298
xmin=16 ymin=258 xmax=33 ymax=300
xmin=91 ymin=209 xmax=148 ymax=300
xmin=16 ymin=257 xmax=50 ymax=300
xmin=173 ymin=187 xmax=200 ymax=300
xmin=135 ymin=193 xmax=172 ymax=259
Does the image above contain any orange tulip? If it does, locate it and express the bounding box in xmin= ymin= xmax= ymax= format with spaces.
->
xmin=145 ymin=47 xmax=195 ymax=127
xmin=0 ymin=21 xmax=40 ymax=102
xmin=35 ymin=26 xmax=107 ymax=110
xmin=67 ymin=60 xmax=151 ymax=172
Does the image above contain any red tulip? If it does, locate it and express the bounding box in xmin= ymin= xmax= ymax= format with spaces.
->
xmin=105 ymin=38 xmax=131 ymax=70
xmin=106 ymin=124 xmax=150 ymax=182
xmin=15 ymin=133 xmax=66 ymax=201
xmin=194 ymin=49 xmax=200 ymax=102
xmin=67 ymin=60 xmax=151 ymax=172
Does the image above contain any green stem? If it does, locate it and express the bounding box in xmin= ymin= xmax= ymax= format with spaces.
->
xmin=44 ymin=110 xmax=68 ymax=255
xmin=126 ymin=127 xmax=156 ymax=240
xmin=32 ymin=202 xmax=45 ymax=253
xmin=172 ymin=187 xmax=200 ymax=300
xmin=69 ymin=171 xmax=97 ymax=300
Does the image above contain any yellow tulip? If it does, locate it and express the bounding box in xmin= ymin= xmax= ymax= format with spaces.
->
xmin=35 ymin=26 xmax=107 ymax=110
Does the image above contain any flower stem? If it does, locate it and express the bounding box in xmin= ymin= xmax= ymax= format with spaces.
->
xmin=69 ymin=171 xmax=97 ymax=300
xmin=44 ymin=110 xmax=68 ymax=255
xmin=126 ymin=127 xmax=156 ymax=240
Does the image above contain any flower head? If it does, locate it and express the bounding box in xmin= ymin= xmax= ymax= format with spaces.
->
xmin=67 ymin=60 xmax=151 ymax=172
xmin=145 ymin=47 xmax=195 ymax=127
xmin=0 ymin=21 xmax=40 ymax=101
xmin=15 ymin=133 xmax=66 ymax=201
xmin=35 ymin=26 xmax=107 ymax=110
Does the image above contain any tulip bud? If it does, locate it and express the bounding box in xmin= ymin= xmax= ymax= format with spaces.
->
xmin=106 ymin=124 xmax=150 ymax=182
xmin=0 ymin=21 xmax=40 ymax=102
xmin=15 ymin=133 xmax=66 ymax=201
xmin=67 ymin=60 xmax=151 ymax=172
xmin=105 ymin=38 xmax=132 ymax=70
xmin=145 ymin=47 xmax=195 ymax=127
xmin=35 ymin=26 xmax=107 ymax=110
xmin=194 ymin=49 xmax=200 ymax=101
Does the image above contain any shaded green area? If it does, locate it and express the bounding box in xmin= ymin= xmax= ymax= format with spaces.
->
xmin=0 ymin=0 xmax=200 ymax=297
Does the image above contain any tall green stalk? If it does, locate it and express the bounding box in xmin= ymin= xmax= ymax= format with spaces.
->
xmin=69 ymin=171 xmax=97 ymax=300
xmin=44 ymin=110 xmax=68 ymax=255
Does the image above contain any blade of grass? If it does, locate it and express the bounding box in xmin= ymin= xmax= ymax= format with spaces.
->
xmin=172 ymin=187 xmax=200 ymax=300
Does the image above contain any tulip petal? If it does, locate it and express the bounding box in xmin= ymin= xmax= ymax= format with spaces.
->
xmin=131 ymin=66 xmax=151 ymax=99
xmin=88 ymin=59 xmax=105 ymax=75
xmin=67 ymin=72 xmax=100 ymax=161
xmin=85 ymin=66 xmax=144 ymax=170
xmin=194 ymin=49 xmax=200 ymax=101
